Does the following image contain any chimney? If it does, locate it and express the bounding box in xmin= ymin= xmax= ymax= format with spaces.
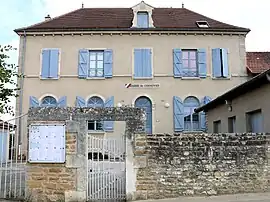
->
xmin=182 ymin=3 xmax=185 ymax=8
xmin=45 ymin=14 xmax=51 ymax=21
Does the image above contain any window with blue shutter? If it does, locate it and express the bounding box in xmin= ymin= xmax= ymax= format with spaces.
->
xmin=78 ymin=49 xmax=113 ymax=78
xmin=41 ymin=49 xmax=59 ymax=79
xmin=134 ymin=48 xmax=152 ymax=78
xmin=182 ymin=50 xmax=198 ymax=77
xmin=58 ymin=96 xmax=67 ymax=107
xmin=200 ymin=96 xmax=212 ymax=131
xmin=173 ymin=96 xmax=184 ymax=132
xmin=183 ymin=96 xmax=200 ymax=131
xmin=29 ymin=96 xmax=39 ymax=108
xmin=104 ymin=96 xmax=114 ymax=132
xmin=137 ymin=12 xmax=149 ymax=28
xmin=173 ymin=49 xmax=182 ymax=77
xmin=41 ymin=96 xmax=57 ymax=107
xmin=76 ymin=96 xmax=86 ymax=108
xmin=212 ymin=48 xmax=229 ymax=78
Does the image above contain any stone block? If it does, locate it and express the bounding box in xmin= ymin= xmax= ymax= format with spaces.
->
xmin=65 ymin=190 xmax=86 ymax=202
xmin=66 ymin=120 xmax=79 ymax=133
xmin=134 ymin=156 xmax=147 ymax=168
xmin=66 ymin=154 xmax=84 ymax=168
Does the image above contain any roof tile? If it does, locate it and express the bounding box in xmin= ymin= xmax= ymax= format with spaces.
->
xmin=14 ymin=7 xmax=249 ymax=32
xmin=246 ymin=52 xmax=270 ymax=74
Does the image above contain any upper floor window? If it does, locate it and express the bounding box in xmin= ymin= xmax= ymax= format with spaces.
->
xmin=173 ymin=48 xmax=206 ymax=78
xmin=182 ymin=50 xmax=198 ymax=77
xmin=41 ymin=96 xmax=57 ymax=107
xmin=41 ymin=49 xmax=60 ymax=79
xmin=78 ymin=49 xmax=113 ymax=79
xmin=134 ymin=48 xmax=152 ymax=78
xmin=212 ymin=48 xmax=229 ymax=78
xmin=89 ymin=51 xmax=104 ymax=77
xmin=137 ymin=12 xmax=149 ymax=28
xmin=184 ymin=96 xmax=200 ymax=131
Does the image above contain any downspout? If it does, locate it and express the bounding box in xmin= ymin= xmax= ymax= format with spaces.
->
xmin=18 ymin=30 xmax=27 ymax=144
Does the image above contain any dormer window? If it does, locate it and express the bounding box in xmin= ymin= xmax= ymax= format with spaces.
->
xmin=137 ymin=12 xmax=149 ymax=28
xmin=196 ymin=21 xmax=210 ymax=28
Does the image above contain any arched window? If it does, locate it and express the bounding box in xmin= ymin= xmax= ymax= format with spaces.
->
xmin=184 ymin=96 xmax=200 ymax=131
xmin=135 ymin=96 xmax=152 ymax=134
xmin=87 ymin=96 xmax=104 ymax=108
xmin=41 ymin=96 xmax=57 ymax=107
xmin=87 ymin=96 xmax=104 ymax=131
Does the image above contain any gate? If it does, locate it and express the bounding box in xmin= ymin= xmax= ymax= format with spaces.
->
xmin=87 ymin=134 xmax=126 ymax=201
xmin=0 ymin=114 xmax=27 ymax=200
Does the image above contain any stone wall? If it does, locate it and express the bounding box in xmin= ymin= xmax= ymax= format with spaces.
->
xmin=133 ymin=133 xmax=270 ymax=200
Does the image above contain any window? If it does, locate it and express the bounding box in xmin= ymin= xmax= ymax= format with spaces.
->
xmin=213 ymin=120 xmax=221 ymax=133
xmin=137 ymin=12 xmax=149 ymax=28
xmin=228 ymin=116 xmax=236 ymax=133
xmin=41 ymin=49 xmax=59 ymax=79
xmin=184 ymin=97 xmax=200 ymax=131
xmin=134 ymin=48 xmax=152 ymax=78
xmin=87 ymin=96 xmax=104 ymax=131
xmin=212 ymin=48 xmax=229 ymax=78
xmin=196 ymin=21 xmax=210 ymax=28
xmin=89 ymin=51 xmax=104 ymax=77
xmin=182 ymin=50 xmax=198 ymax=77
xmin=41 ymin=96 xmax=57 ymax=107
xmin=246 ymin=110 xmax=263 ymax=133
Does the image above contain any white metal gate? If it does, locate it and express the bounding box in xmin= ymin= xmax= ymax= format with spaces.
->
xmin=87 ymin=135 xmax=126 ymax=201
xmin=0 ymin=115 xmax=27 ymax=200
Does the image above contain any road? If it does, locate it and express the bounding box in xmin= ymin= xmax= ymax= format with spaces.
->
xmin=136 ymin=193 xmax=270 ymax=202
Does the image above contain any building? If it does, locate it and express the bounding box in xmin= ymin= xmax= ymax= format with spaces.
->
xmin=195 ymin=69 xmax=270 ymax=133
xmin=14 ymin=1 xmax=250 ymax=148
xmin=246 ymin=52 xmax=270 ymax=77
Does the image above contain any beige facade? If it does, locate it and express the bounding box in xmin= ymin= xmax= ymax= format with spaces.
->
xmin=206 ymin=82 xmax=270 ymax=133
xmin=16 ymin=33 xmax=249 ymax=145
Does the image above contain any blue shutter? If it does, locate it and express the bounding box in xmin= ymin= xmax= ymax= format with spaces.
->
xmin=221 ymin=48 xmax=229 ymax=77
xmin=173 ymin=49 xmax=182 ymax=77
xmin=173 ymin=96 xmax=184 ymax=132
xmin=200 ymin=96 xmax=212 ymax=131
xmin=104 ymin=49 xmax=113 ymax=78
xmin=134 ymin=49 xmax=143 ymax=78
xmin=143 ymin=49 xmax=152 ymax=77
xmin=41 ymin=50 xmax=50 ymax=78
xmin=212 ymin=48 xmax=222 ymax=77
xmin=58 ymin=96 xmax=67 ymax=107
xmin=29 ymin=96 xmax=39 ymax=108
xmin=198 ymin=48 xmax=207 ymax=78
xmin=49 ymin=49 xmax=59 ymax=78
xmin=104 ymin=96 xmax=114 ymax=131
xmin=75 ymin=96 xmax=86 ymax=107
xmin=78 ymin=49 xmax=89 ymax=78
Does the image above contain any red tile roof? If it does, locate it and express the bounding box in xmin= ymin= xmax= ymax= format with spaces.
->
xmin=246 ymin=52 xmax=270 ymax=74
xmin=14 ymin=7 xmax=249 ymax=33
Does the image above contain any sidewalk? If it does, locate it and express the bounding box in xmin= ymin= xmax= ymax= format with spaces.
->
xmin=136 ymin=192 xmax=270 ymax=202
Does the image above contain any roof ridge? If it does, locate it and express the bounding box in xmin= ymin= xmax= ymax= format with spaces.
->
xmin=14 ymin=8 xmax=83 ymax=32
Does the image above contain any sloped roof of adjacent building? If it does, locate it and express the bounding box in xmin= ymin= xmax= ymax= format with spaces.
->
xmin=195 ymin=68 xmax=270 ymax=113
xmin=246 ymin=52 xmax=270 ymax=74
xmin=14 ymin=7 xmax=250 ymax=33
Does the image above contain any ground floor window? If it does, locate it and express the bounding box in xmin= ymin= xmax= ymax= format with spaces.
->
xmin=88 ymin=121 xmax=103 ymax=131
xmin=213 ymin=120 xmax=221 ymax=133
xmin=246 ymin=109 xmax=263 ymax=133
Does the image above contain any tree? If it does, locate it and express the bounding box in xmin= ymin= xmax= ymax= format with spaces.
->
xmin=0 ymin=45 xmax=20 ymax=115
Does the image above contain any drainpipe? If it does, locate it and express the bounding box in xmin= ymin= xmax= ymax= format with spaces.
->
xmin=18 ymin=30 xmax=27 ymax=144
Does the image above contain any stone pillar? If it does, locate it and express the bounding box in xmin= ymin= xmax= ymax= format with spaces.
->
xmin=26 ymin=120 xmax=87 ymax=202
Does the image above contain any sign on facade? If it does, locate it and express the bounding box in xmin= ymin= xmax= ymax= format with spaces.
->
xmin=125 ymin=83 xmax=160 ymax=88
xmin=28 ymin=124 xmax=65 ymax=163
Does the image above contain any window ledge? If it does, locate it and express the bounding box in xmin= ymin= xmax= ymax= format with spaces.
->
xmin=87 ymin=131 xmax=105 ymax=134
xmin=132 ymin=77 xmax=153 ymax=80
xmin=212 ymin=77 xmax=231 ymax=80
xmin=86 ymin=77 xmax=106 ymax=80
xmin=183 ymin=131 xmax=204 ymax=133
xmin=181 ymin=77 xmax=200 ymax=80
